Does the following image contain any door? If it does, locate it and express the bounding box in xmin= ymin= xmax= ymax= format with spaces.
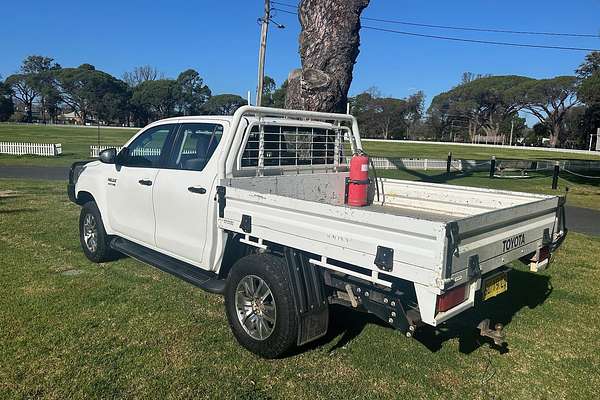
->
xmin=153 ymin=122 xmax=224 ymax=266
xmin=107 ymin=123 xmax=177 ymax=246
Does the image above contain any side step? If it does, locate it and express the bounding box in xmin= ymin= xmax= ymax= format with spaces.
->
xmin=110 ymin=237 xmax=226 ymax=294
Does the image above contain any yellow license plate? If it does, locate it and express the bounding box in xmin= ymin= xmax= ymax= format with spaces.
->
xmin=483 ymin=273 xmax=508 ymax=300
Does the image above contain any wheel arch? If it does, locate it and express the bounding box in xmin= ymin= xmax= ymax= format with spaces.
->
xmin=75 ymin=186 xmax=114 ymax=234
xmin=75 ymin=190 xmax=95 ymax=205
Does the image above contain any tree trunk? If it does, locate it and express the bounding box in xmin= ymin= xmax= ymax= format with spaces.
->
xmin=549 ymin=124 xmax=561 ymax=148
xmin=285 ymin=0 xmax=370 ymax=113
xmin=26 ymin=100 xmax=33 ymax=123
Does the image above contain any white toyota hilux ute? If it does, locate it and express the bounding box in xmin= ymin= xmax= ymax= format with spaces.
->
xmin=68 ymin=106 xmax=567 ymax=358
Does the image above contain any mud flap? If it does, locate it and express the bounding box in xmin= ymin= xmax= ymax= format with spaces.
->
xmin=284 ymin=249 xmax=329 ymax=346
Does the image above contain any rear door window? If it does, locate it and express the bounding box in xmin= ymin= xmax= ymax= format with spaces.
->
xmin=169 ymin=123 xmax=224 ymax=171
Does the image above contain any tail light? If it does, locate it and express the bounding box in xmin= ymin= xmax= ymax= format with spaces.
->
xmin=436 ymin=284 xmax=467 ymax=313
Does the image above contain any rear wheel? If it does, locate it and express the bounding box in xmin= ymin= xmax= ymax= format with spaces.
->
xmin=79 ymin=201 xmax=116 ymax=263
xmin=224 ymin=254 xmax=298 ymax=358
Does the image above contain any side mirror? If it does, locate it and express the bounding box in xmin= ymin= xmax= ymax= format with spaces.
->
xmin=99 ymin=148 xmax=117 ymax=164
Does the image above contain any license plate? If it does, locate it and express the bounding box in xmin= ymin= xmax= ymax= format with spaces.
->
xmin=483 ymin=273 xmax=508 ymax=300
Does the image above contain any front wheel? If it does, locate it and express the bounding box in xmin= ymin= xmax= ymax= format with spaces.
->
xmin=224 ymin=254 xmax=299 ymax=359
xmin=79 ymin=201 xmax=116 ymax=263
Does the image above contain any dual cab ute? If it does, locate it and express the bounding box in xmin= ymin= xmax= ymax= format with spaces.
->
xmin=68 ymin=106 xmax=567 ymax=358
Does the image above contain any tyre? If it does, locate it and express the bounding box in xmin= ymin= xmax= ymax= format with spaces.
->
xmin=79 ymin=201 xmax=116 ymax=263
xmin=224 ymin=254 xmax=299 ymax=359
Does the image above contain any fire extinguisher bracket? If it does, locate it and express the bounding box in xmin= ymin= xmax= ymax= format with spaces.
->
xmin=344 ymin=177 xmax=371 ymax=205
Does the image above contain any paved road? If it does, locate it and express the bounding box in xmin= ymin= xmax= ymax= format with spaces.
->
xmin=564 ymin=206 xmax=600 ymax=237
xmin=0 ymin=166 xmax=69 ymax=180
xmin=1 ymin=165 xmax=599 ymax=236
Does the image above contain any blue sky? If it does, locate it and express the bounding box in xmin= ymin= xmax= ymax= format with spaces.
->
xmin=1 ymin=0 xmax=599 ymax=108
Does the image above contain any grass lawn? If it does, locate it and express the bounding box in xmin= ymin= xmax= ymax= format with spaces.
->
xmin=362 ymin=141 xmax=600 ymax=161
xmin=2 ymin=123 xmax=600 ymax=167
xmin=0 ymin=124 xmax=136 ymax=167
xmin=1 ymin=178 xmax=600 ymax=399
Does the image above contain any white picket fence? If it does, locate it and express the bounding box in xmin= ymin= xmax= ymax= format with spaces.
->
xmin=0 ymin=142 xmax=62 ymax=156
xmin=369 ymin=157 xmax=464 ymax=171
xmin=90 ymin=145 xmax=124 ymax=157
xmin=348 ymin=156 xmax=468 ymax=171
xmin=355 ymin=157 xmax=600 ymax=172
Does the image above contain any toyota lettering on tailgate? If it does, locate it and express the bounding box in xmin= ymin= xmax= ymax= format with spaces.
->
xmin=502 ymin=233 xmax=525 ymax=252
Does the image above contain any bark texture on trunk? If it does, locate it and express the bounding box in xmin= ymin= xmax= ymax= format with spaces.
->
xmin=285 ymin=0 xmax=370 ymax=113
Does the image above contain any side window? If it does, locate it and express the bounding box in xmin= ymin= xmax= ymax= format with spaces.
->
xmin=170 ymin=123 xmax=224 ymax=171
xmin=121 ymin=124 xmax=176 ymax=168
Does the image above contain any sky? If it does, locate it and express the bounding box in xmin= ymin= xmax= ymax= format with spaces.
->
xmin=1 ymin=0 xmax=599 ymax=109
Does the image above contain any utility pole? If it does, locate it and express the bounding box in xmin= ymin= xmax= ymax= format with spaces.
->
xmin=596 ymin=128 xmax=600 ymax=151
xmin=509 ymin=119 xmax=514 ymax=147
xmin=256 ymin=0 xmax=271 ymax=107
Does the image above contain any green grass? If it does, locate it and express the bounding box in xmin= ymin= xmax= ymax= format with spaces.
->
xmin=0 ymin=124 xmax=136 ymax=166
xmin=362 ymin=141 xmax=600 ymax=161
xmin=2 ymin=123 xmax=600 ymax=167
xmin=375 ymin=169 xmax=600 ymax=211
xmin=1 ymin=178 xmax=600 ymax=399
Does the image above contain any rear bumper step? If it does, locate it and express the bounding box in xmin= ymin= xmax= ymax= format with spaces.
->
xmin=110 ymin=237 xmax=226 ymax=295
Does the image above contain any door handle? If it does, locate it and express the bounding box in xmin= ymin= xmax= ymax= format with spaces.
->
xmin=138 ymin=179 xmax=153 ymax=186
xmin=188 ymin=186 xmax=206 ymax=194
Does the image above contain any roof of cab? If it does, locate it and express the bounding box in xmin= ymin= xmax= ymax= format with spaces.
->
xmin=151 ymin=114 xmax=338 ymax=129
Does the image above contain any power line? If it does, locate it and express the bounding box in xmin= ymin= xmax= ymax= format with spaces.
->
xmin=271 ymin=7 xmax=298 ymax=16
xmin=271 ymin=2 xmax=600 ymax=39
xmin=361 ymin=25 xmax=600 ymax=52
xmin=272 ymin=7 xmax=600 ymax=52
xmin=362 ymin=17 xmax=600 ymax=39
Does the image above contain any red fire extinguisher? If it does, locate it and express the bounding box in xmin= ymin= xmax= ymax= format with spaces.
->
xmin=346 ymin=152 xmax=370 ymax=207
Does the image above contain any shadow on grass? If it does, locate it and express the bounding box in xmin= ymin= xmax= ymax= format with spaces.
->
xmin=297 ymin=268 xmax=552 ymax=357
xmin=293 ymin=305 xmax=387 ymax=356
xmin=0 ymin=208 xmax=39 ymax=214
xmin=417 ymin=269 xmax=552 ymax=355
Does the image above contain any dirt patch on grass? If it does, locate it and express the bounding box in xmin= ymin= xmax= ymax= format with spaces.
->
xmin=0 ymin=190 xmax=19 ymax=198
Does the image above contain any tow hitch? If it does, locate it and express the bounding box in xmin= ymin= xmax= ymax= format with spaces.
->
xmin=477 ymin=319 xmax=506 ymax=346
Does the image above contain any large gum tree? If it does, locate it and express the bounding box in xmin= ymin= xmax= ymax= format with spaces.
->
xmin=285 ymin=0 xmax=370 ymax=113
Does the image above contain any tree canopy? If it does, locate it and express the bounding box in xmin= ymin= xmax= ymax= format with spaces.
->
xmin=579 ymin=73 xmax=600 ymax=105
xmin=56 ymin=64 xmax=130 ymax=124
xmin=131 ymin=79 xmax=179 ymax=123
xmin=0 ymin=80 xmax=14 ymax=122
xmin=513 ymin=76 xmax=579 ymax=147
xmin=429 ymin=74 xmax=580 ymax=147
xmin=201 ymin=94 xmax=247 ymax=115
xmin=176 ymin=69 xmax=211 ymax=115
xmin=122 ymin=65 xmax=164 ymax=87
xmin=351 ymin=88 xmax=424 ymax=139
xmin=576 ymin=51 xmax=600 ymax=80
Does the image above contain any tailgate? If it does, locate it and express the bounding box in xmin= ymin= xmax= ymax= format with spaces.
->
xmin=442 ymin=196 xmax=560 ymax=286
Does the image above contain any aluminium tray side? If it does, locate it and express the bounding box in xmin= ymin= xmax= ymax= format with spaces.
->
xmin=218 ymin=183 xmax=448 ymax=288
